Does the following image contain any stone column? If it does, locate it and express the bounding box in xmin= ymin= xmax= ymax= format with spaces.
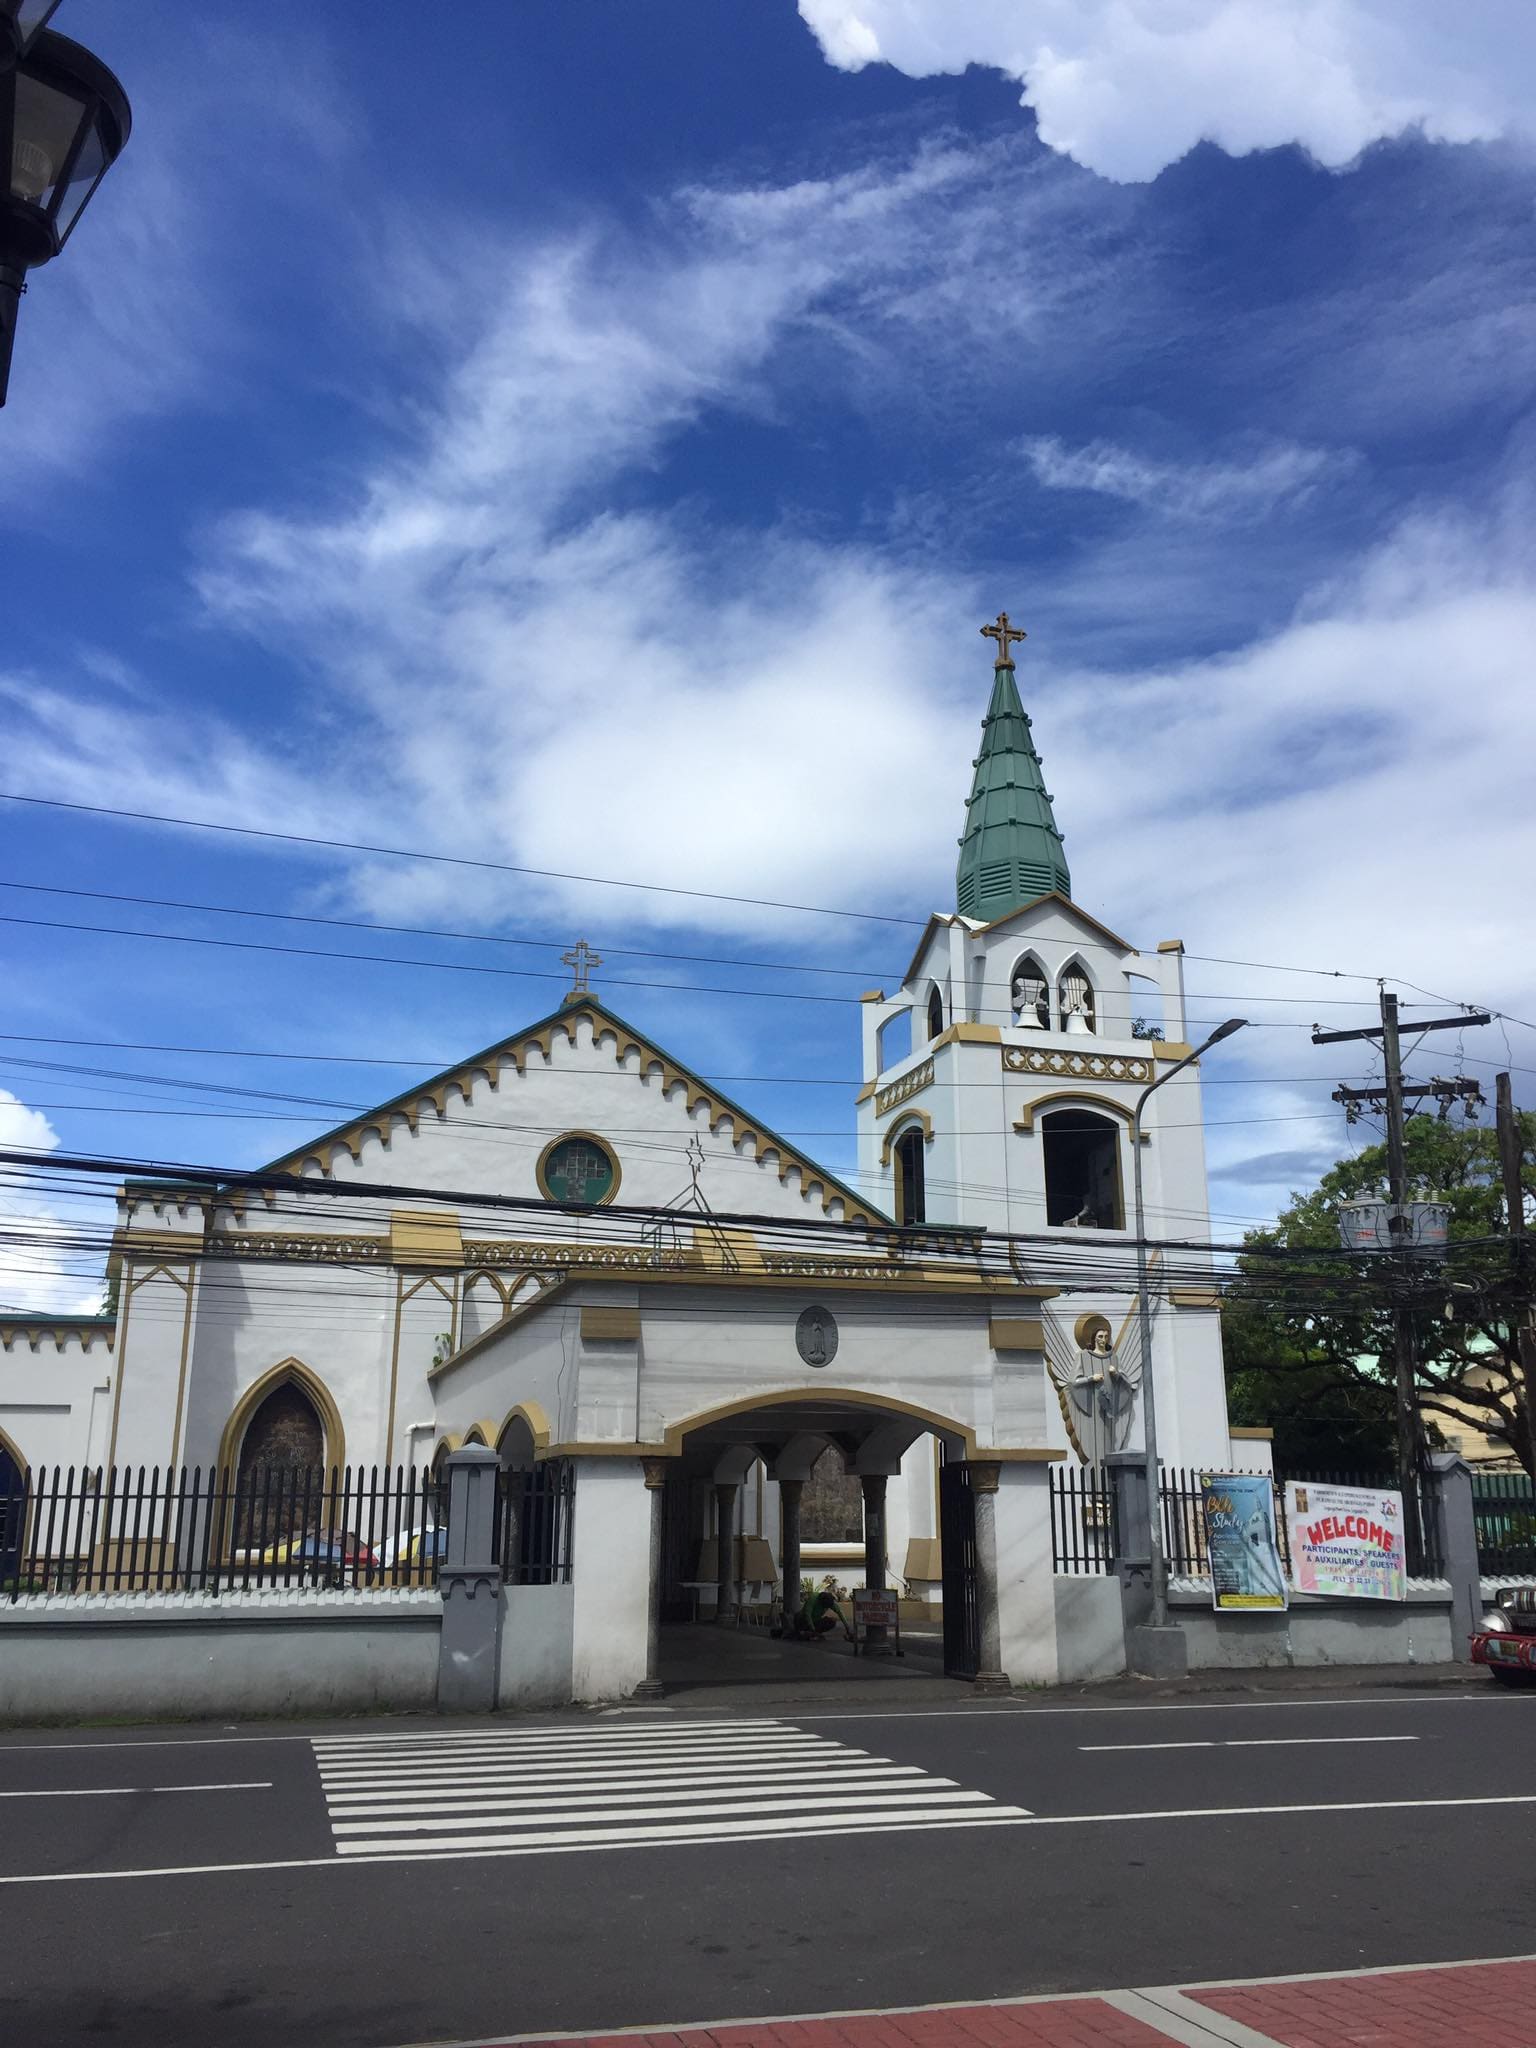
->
xmin=779 ymin=1478 xmax=803 ymax=1634
xmin=437 ymin=1445 xmax=503 ymax=1714
xmin=860 ymin=1472 xmax=889 ymax=1647
xmin=714 ymin=1481 xmax=737 ymax=1624
xmin=1427 ymin=1452 xmax=1481 ymax=1662
xmin=969 ymin=1461 xmax=1009 ymax=1694
xmin=630 ymin=1458 xmax=669 ymax=1700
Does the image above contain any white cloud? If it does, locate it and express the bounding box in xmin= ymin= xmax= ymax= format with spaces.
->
xmin=1022 ymin=434 xmax=1355 ymax=515
xmin=798 ymin=1 xmax=1536 ymax=181
xmin=0 ymin=1093 xmax=101 ymax=1317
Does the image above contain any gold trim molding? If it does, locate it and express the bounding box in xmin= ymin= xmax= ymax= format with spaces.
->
xmin=1003 ymin=1046 xmax=1152 ymax=1084
xmin=1014 ymin=1090 xmax=1148 ymax=1139
xmin=875 ymin=1057 xmax=934 ymax=1119
xmin=267 ymin=1004 xmax=880 ymax=1226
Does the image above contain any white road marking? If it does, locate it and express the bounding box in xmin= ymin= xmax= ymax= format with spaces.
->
xmin=7 ymin=1786 xmax=1536 ymax=1885
xmin=1080 ymin=1735 xmax=1420 ymax=1752
xmin=329 ymin=1770 xmax=932 ymax=1817
xmin=311 ymin=1720 xmax=1027 ymax=1859
xmin=789 ymin=1692 xmax=1504 ymax=1721
xmin=0 ymin=1781 xmax=273 ymax=1799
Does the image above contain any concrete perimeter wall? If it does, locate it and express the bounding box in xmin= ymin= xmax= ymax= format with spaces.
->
xmin=1054 ymin=1576 xmax=1126 ymax=1683
xmin=498 ymin=1583 xmax=575 ymax=1708
xmin=0 ymin=1591 xmax=442 ymax=1724
xmin=1170 ymin=1584 xmax=1457 ymax=1668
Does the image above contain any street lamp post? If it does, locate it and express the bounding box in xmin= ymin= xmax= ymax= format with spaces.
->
xmin=1132 ymin=1015 xmax=1247 ymax=1634
xmin=0 ymin=21 xmax=130 ymax=404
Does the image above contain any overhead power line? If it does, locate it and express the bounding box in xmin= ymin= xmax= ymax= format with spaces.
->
xmin=5 ymin=790 xmax=1515 ymax=1014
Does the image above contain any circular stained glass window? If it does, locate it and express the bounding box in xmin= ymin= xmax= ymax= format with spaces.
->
xmin=538 ymin=1132 xmax=619 ymax=1206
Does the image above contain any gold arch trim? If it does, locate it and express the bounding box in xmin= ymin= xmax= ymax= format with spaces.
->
xmin=878 ymin=1109 xmax=934 ymax=1168
xmin=1013 ymin=1090 xmax=1148 ymax=1138
xmin=215 ymin=1357 xmax=347 ymax=1477
xmin=535 ymin=1387 xmax=1059 ymax=1464
xmin=496 ymin=1399 xmax=552 ymax=1455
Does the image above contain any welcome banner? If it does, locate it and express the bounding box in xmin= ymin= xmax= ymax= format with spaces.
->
xmin=1285 ymin=1481 xmax=1407 ymax=1601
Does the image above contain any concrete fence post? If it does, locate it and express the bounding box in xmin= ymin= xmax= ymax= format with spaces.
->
xmin=437 ymin=1445 xmax=503 ymax=1713
xmin=1426 ymin=1452 xmax=1481 ymax=1663
xmin=1105 ymin=1449 xmax=1152 ymax=1630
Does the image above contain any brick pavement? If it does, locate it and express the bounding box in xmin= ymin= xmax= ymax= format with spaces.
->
xmin=1189 ymin=1956 xmax=1536 ymax=2045
xmin=484 ymin=1957 xmax=1536 ymax=2048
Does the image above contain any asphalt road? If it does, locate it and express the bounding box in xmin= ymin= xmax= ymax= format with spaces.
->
xmin=1 ymin=1685 xmax=1533 ymax=2047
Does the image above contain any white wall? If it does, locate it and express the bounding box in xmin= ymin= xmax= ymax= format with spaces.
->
xmin=568 ymin=1457 xmax=651 ymax=1700
xmin=498 ymin=1583 xmax=575 ymax=1707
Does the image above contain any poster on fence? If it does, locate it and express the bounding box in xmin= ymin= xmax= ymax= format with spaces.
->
xmin=1201 ymin=1472 xmax=1288 ymax=1611
xmin=1284 ymin=1482 xmax=1406 ymax=1601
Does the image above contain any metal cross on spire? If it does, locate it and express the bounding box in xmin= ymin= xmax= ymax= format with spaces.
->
xmin=981 ymin=611 xmax=1027 ymax=667
xmin=561 ymin=938 xmax=602 ymax=1003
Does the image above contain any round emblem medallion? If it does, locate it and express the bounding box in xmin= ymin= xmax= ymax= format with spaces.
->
xmin=795 ymin=1305 xmax=837 ymax=1369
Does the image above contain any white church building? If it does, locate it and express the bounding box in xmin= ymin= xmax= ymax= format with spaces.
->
xmin=0 ymin=619 xmax=1258 ymax=1696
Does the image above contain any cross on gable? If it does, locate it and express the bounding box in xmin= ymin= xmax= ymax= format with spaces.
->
xmin=981 ymin=611 xmax=1027 ymax=667
xmin=561 ymin=938 xmax=602 ymax=1002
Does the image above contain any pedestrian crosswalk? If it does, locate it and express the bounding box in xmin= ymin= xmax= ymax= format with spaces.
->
xmin=310 ymin=1718 xmax=1030 ymax=1862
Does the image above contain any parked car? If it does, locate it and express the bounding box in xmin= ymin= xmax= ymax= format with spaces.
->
xmin=259 ymin=1532 xmax=378 ymax=1579
xmin=375 ymin=1524 xmax=445 ymax=1570
xmin=1470 ymin=1587 xmax=1536 ymax=1685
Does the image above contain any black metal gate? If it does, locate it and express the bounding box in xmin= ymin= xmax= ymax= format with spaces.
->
xmin=939 ymin=1458 xmax=979 ymax=1678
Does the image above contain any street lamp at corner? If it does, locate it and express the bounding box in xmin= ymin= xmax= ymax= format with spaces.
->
xmin=0 ymin=21 xmax=130 ymax=405
xmin=1133 ymin=1014 xmax=1247 ymax=1643
xmin=1 ymin=4 xmax=65 ymax=68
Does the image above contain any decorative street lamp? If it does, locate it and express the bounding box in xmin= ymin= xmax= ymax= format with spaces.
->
xmin=0 ymin=23 xmax=130 ymax=404
xmin=1132 ymin=1014 xmax=1248 ymax=1644
xmin=1 ymin=4 xmax=65 ymax=69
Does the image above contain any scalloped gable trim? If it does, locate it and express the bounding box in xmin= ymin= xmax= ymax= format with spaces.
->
xmin=261 ymin=997 xmax=888 ymax=1226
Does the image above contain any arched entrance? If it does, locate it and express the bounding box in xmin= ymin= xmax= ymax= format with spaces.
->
xmin=652 ymin=1389 xmax=985 ymax=1689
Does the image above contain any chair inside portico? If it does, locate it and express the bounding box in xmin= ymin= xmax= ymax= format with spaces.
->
xmin=651 ymin=1389 xmax=976 ymax=1697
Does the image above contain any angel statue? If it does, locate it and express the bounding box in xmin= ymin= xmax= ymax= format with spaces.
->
xmin=1037 ymin=1302 xmax=1151 ymax=1472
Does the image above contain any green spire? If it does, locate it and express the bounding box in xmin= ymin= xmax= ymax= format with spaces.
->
xmin=955 ymin=638 xmax=1070 ymax=922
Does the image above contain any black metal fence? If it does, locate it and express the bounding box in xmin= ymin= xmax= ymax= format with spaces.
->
xmin=1472 ymin=1471 xmax=1536 ymax=1576
xmin=1 ymin=1459 xmax=578 ymax=1598
xmin=1050 ymin=1464 xmax=1452 ymax=1581
xmin=497 ymin=1461 xmax=575 ymax=1586
xmin=1160 ymin=1466 xmax=1444 ymax=1580
xmin=1049 ymin=1464 xmax=1119 ymax=1573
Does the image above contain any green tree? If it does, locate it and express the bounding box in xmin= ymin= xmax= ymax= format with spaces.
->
xmin=1221 ymin=1113 xmax=1536 ymax=1477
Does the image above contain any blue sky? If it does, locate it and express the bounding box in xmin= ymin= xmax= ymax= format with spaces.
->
xmin=3 ymin=1 xmax=1535 ymax=1309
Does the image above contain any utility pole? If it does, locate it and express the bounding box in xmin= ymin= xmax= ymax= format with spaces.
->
xmin=1495 ymin=1072 xmax=1536 ymax=1471
xmin=1313 ymin=992 xmax=1491 ymax=1565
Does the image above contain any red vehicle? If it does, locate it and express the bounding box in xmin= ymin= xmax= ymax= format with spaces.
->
xmin=1471 ymin=1587 xmax=1536 ymax=1686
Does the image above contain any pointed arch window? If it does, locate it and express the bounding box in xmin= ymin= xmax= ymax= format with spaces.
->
xmin=1010 ymin=953 xmax=1049 ymax=1030
xmin=1041 ymin=1107 xmax=1123 ymax=1229
xmin=926 ymin=985 xmax=945 ymax=1041
xmin=233 ymin=1379 xmax=326 ymax=1554
xmin=1058 ymin=961 xmax=1096 ymax=1035
xmin=893 ymin=1123 xmax=927 ymax=1225
xmin=0 ymin=1433 xmax=27 ymax=1584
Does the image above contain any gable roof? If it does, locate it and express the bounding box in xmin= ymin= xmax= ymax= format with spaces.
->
xmin=261 ymin=995 xmax=889 ymax=1226
xmin=898 ymin=893 xmax=1133 ymax=988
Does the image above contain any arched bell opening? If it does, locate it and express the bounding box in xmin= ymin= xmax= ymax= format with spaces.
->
xmin=1009 ymin=951 xmax=1050 ymax=1030
xmin=1041 ymin=1106 xmax=1124 ymax=1229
